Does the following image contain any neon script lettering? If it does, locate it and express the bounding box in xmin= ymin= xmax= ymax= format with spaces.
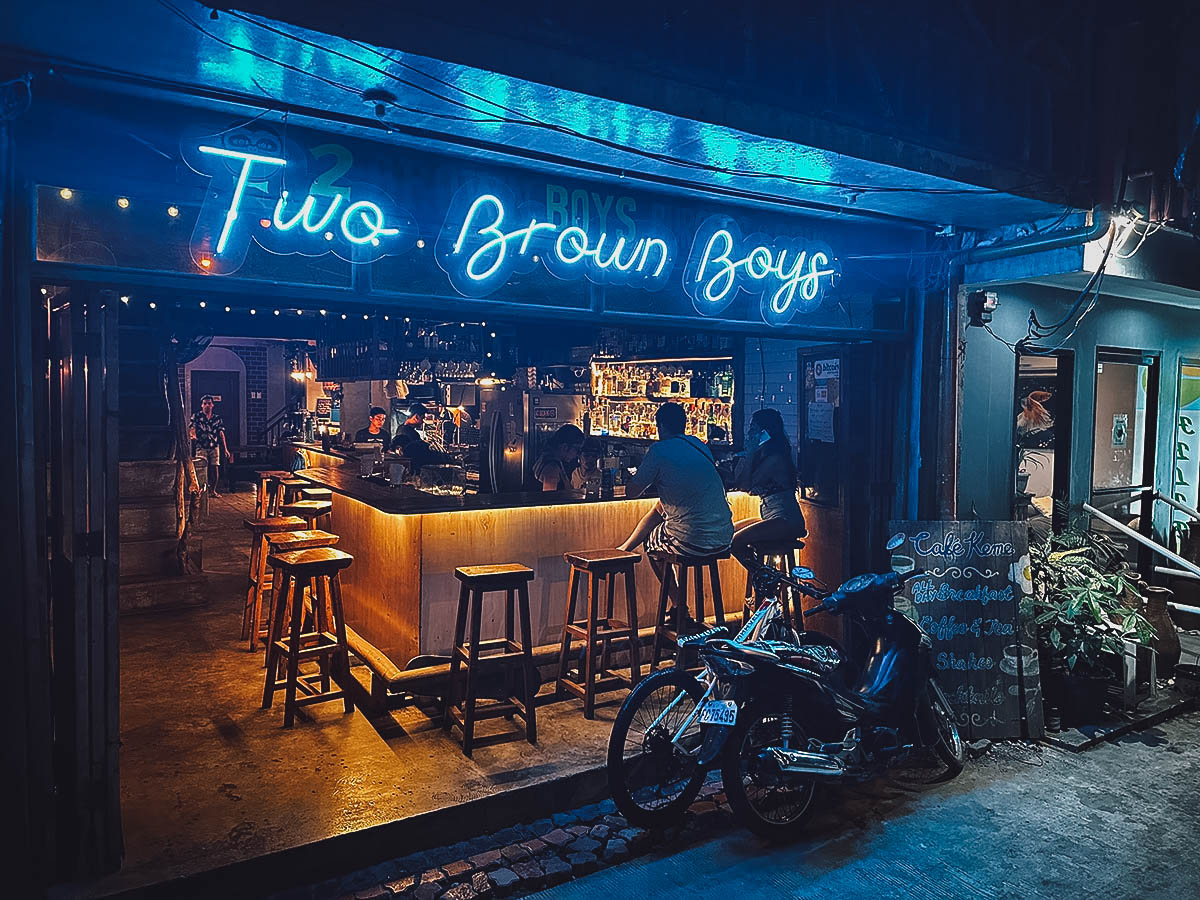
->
xmin=189 ymin=144 xmax=411 ymax=275
xmin=683 ymin=216 xmax=838 ymax=325
xmin=436 ymin=190 xmax=673 ymax=298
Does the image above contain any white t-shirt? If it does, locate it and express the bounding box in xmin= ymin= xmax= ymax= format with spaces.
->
xmin=628 ymin=435 xmax=734 ymax=551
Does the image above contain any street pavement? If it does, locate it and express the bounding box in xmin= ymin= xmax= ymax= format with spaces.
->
xmin=529 ymin=711 xmax=1200 ymax=900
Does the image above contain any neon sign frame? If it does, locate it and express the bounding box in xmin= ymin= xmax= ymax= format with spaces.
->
xmin=682 ymin=215 xmax=839 ymax=326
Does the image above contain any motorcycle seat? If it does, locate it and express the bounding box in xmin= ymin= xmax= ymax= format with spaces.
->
xmin=704 ymin=638 xmax=780 ymax=663
xmin=776 ymin=643 xmax=842 ymax=674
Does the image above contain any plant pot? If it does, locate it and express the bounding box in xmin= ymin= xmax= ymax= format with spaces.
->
xmin=1142 ymin=586 xmax=1181 ymax=675
xmin=1016 ymin=472 xmax=1030 ymax=494
xmin=1060 ymin=670 xmax=1112 ymax=726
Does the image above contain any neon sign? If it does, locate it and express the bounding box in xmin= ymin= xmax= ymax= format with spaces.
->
xmin=682 ymin=216 xmax=838 ymax=325
xmin=435 ymin=186 xmax=674 ymax=298
xmin=185 ymin=138 xmax=413 ymax=275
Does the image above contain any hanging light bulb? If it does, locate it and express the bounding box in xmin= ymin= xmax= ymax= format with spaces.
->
xmin=224 ymin=306 xmax=231 ymax=312
xmin=250 ymin=308 xmax=257 ymax=315
xmin=167 ymin=205 xmax=180 ymax=218
xmin=59 ymin=188 xmax=73 ymax=200
xmin=116 ymin=197 xmax=130 ymax=209
xmin=199 ymin=300 xmax=206 ymax=308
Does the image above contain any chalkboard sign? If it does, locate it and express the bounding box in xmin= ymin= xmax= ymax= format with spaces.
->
xmin=888 ymin=521 xmax=1043 ymax=740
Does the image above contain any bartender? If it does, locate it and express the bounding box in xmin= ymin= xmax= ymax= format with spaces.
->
xmin=353 ymin=406 xmax=390 ymax=445
xmin=392 ymin=426 xmax=450 ymax=472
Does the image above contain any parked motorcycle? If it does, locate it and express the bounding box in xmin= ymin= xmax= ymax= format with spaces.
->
xmin=607 ymin=565 xmax=834 ymax=827
xmin=717 ymin=564 xmax=965 ymax=838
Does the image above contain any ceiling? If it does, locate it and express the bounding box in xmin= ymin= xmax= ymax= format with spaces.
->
xmin=2 ymin=0 xmax=1073 ymax=230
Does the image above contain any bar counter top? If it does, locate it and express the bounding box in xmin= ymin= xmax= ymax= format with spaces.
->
xmin=295 ymin=465 xmax=636 ymax=515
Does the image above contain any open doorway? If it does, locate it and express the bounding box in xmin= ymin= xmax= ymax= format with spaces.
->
xmin=1013 ymin=351 xmax=1073 ymax=524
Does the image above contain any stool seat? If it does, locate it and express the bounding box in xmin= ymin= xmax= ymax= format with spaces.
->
xmin=750 ymin=538 xmax=806 ymax=553
xmin=268 ymin=546 xmax=353 ymax=575
xmin=276 ymin=476 xmax=308 ymax=488
xmin=743 ymin=537 xmax=807 ymax=633
xmin=244 ymin=516 xmax=306 ymax=534
xmin=563 ymin=548 xmax=642 ymax=573
xmin=455 ymin=563 xmax=535 ymax=587
xmin=255 ymin=469 xmax=290 ymax=479
xmin=301 ymin=487 xmax=333 ymax=501
xmin=650 ymin=548 xmax=732 ymax=565
xmin=280 ymin=500 xmax=333 ymax=517
xmin=266 ymin=529 xmax=339 ymax=551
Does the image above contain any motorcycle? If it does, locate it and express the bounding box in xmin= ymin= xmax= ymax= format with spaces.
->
xmin=715 ymin=563 xmax=965 ymax=838
xmin=607 ymin=564 xmax=835 ymax=827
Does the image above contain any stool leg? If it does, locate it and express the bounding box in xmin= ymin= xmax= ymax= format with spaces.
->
xmin=710 ymin=561 xmax=727 ymax=629
xmin=328 ymin=573 xmax=354 ymax=714
xmin=242 ymin=535 xmax=262 ymax=641
xmin=262 ymin=572 xmax=292 ymax=708
xmin=282 ymin=575 xmax=306 ymax=728
xmin=314 ymin=575 xmax=331 ymax=695
xmin=651 ymin=565 xmax=671 ymax=671
xmin=674 ymin=565 xmax=689 ymax=667
xmin=248 ymin=536 xmax=271 ymax=651
xmin=460 ymin=589 xmax=485 ymax=757
xmin=600 ymin=572 xmax=616 ymax=676
xmin=505 ymin=588 xmax=515 ymax=646
xmin=517 ymin=582 xmax=538 ymax=745
xmin=445 ymin=583 xmax=470 ymax=727
xmin=584 ymin=571 xmax=599 ymax=720
xmin=557 ymin=566 xmax=581 ymax=694
xmin=692 ymin=564 xmax=705 ymax=627
xmin=625 ymin=567 xmax=641 ymax=688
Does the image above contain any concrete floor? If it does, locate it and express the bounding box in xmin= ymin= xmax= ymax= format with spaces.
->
xmin=68 ymin=488 xmax=618 ymax=899
xmin=531 ymin=711 xmax=1200 ymax=900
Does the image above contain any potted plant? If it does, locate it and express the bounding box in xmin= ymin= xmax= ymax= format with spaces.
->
xmin=1028 ymin=524 xmax=1155 ymax=725
xmin=1015 ymin=448 xmax=1049 ymax=495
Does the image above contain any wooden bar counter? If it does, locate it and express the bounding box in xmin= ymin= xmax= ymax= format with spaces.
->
xmin=295 ymin=465 xmax=762 ymax=669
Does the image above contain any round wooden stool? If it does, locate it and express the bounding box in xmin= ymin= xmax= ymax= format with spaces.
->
xmin=242 ymin=515 xmax=306 ymax=651
xmin=742 ymin=538 xmax=807 ymax=631
xmin=556 ymin=549 xmax=642 ymax=718
xmin=262 ymin=547 xmax=354 ymax=727
xmin=445 ymin=563 xmax=538 ymax=757
xmin=650 ymin=549 xmax=729 ymax=670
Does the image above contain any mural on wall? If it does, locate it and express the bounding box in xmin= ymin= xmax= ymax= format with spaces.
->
xmin=1172 ymin=363 xmax=1200 ymax=548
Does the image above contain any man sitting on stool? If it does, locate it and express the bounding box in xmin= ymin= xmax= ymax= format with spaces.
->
xmin=619 ymin=402 xmax=733 ymax=631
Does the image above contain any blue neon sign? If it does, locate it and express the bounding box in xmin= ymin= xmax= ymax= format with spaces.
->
xmin=184 ymin=137 xmax=414 ymax=275
xmin=682 ymin=216 xmax=838 ymax=326
xmin=434 ymin=185 xmax=675 ymax=298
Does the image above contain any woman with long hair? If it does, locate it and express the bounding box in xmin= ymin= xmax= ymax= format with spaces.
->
xmin=731 ymin=408 xmax=806 ymax=569
xmin=532 ymin=423 xmax=585 ymax=491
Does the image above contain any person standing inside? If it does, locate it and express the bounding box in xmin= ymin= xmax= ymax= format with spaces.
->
xmin=619 ymin=402 xmax=734 ymax=626
xmin=354 ymin=406 xmax=390 ymax=446
xmin=730 ymin=408 xmax=806 ymax=569
xmin=532 ymin=423 xmax=585 ymax=491
xmin=191 ymin=394 xmax=232 ymax=495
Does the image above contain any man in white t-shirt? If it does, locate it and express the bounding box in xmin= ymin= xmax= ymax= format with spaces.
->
xmin=620 ymin=402 xmax=734 ymax=626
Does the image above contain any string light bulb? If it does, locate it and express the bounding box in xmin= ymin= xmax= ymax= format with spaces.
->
xmin=320 ymin=309 xmax=327 ymax=316
xmin=120 ymin=295 xmax=130 ymax=303
xmin=250 ymin=308 xmax=256 ymax=315
xmin=116 ymin=197 xmax=130 ymax=209
xmin=167 ymin=205 xmax=180 ymax=218
xmin=59 ymin=188 xmax=73 ymax=200
xmin=199 ymin=300 xmax=206 ymax=308
xmin=224 ymin=306 xmax=231 ymax=312
xmin=416 ymin=239 xmax=426 ymax=249
xmin=149 ymin=302 xmax=157 ymax=309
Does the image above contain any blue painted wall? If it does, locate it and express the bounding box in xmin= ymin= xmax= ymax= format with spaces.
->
xmin=958 ymin=282 xmax=1196 ymax=543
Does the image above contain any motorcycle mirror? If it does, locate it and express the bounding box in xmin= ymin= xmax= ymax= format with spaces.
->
xmin=791 ymin=566 xmax=815 ymax=580
xmin=885 ymin=533 xmax=906 ymax=551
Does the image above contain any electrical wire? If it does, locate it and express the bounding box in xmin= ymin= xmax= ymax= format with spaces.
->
xmin=202 ymin=7 xmax=1058 ymax=199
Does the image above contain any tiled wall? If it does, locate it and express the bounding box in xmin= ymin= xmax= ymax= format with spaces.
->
xmin=741 ymin=338 xmax=803 ymax=446
xmin=228 ymin=344 xmax=269 ymax=445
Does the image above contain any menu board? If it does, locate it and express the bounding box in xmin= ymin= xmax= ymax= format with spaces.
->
xmin=888 ymin=521 xmax=1042 ymax=740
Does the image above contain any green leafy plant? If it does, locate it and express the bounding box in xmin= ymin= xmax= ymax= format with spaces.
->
xmin=1027 ymin=525 xmax=1155 ymax=675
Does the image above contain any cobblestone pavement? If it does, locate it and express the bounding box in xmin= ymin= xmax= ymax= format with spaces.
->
xmin=286 ymin=710 xmax=1200 ymax=900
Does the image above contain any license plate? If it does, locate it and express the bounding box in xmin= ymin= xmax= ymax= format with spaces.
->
xmin=698 ymin=699 xmax=738 ymax=727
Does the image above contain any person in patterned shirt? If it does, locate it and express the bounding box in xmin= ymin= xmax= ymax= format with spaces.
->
xmin=190 ymin=394 xmax=232 ymax=494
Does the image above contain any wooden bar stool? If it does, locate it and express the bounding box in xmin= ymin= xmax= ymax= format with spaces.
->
xmin=254 ymin=469 xmax=290 ymax=518
xmin=280 ymin=499 xmax=333 ymax=531
xmin=301 ymin=487 xmax=333 ymax=502
xmin=650 ymin=550 xmax=729 ymax=670
xmin=445 ymin=564 xmax=537 ymax=757
xmin=242 ymin=515 xmax=306 ymax=651
xmin=742 ymin=538 xmax=806 ymax=631
xmin=265 ymin=476 xmax=308 ymax=517
xmin=261 ymin=530 xmax=340 ymax=656
xmin=262 ymin=547 xmax=354 ymax=727
xmin=556 ymin=549 xmax=642 ymax=719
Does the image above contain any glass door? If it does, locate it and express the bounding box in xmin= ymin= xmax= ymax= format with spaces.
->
xmin=1013 ymin=351 xmax=1073 ymax=524
xmin=1090 ymin=349 xmax=1159 ymax=562
xmin=1170 ymin=360 xmax=1200 ymax=553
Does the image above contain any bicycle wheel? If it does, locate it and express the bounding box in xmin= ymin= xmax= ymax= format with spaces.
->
xmin=607 ymin=667 xmax=707 ymax=828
